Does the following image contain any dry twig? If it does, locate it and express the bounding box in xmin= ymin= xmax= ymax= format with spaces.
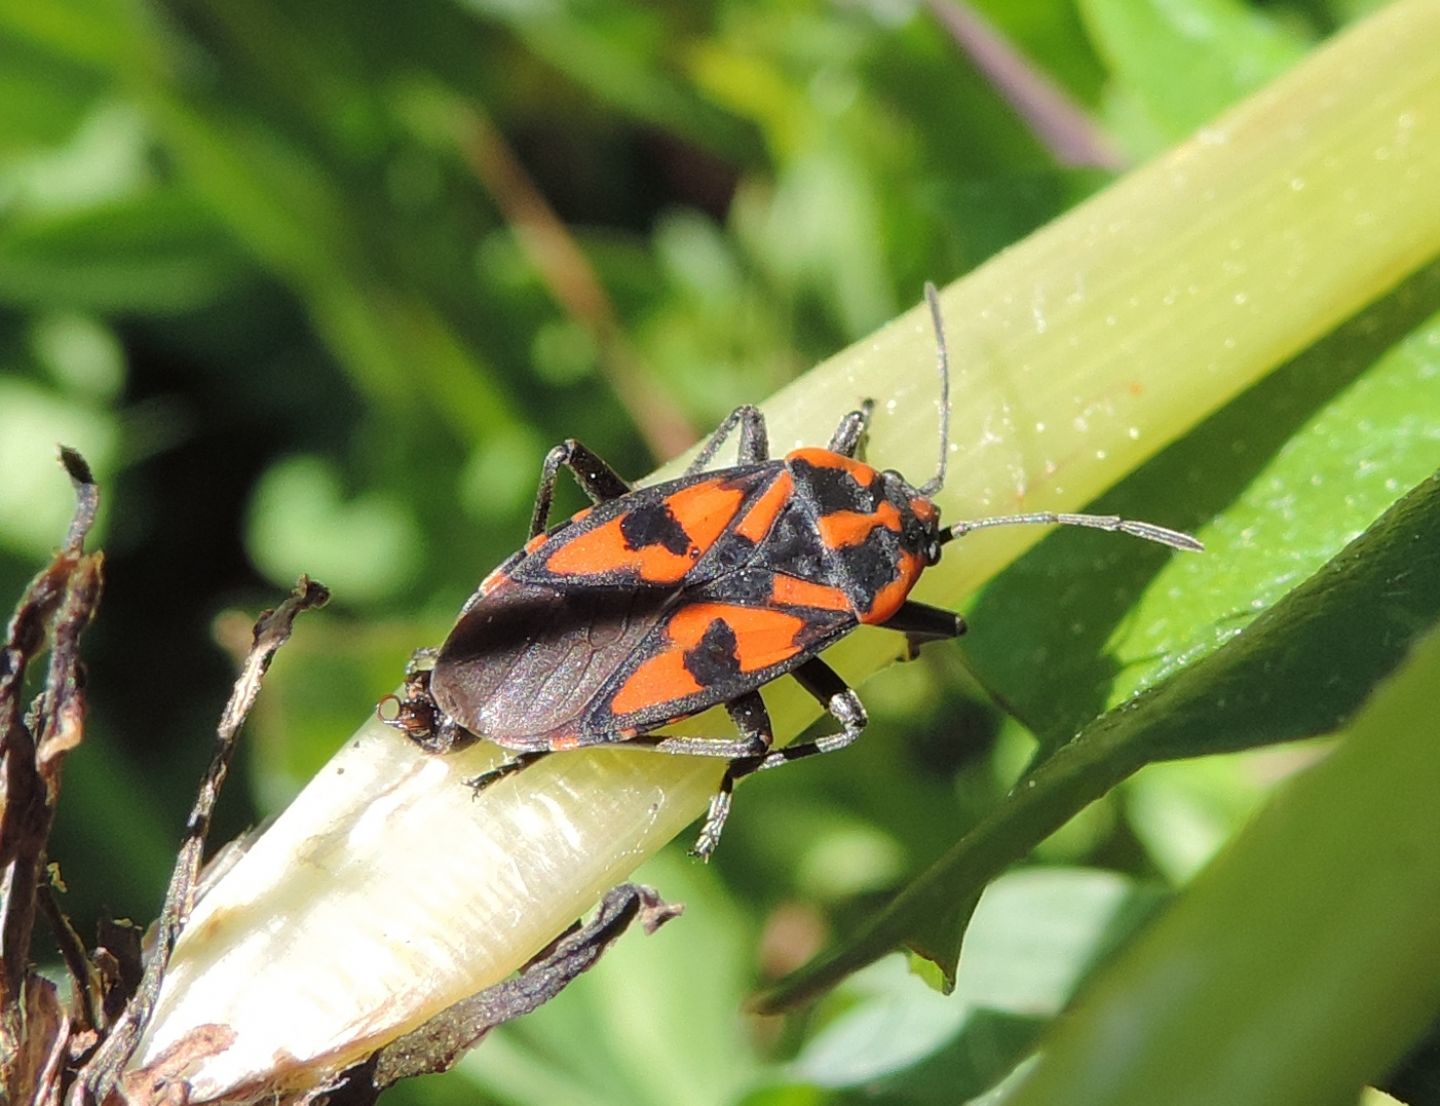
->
xmin=77 ymin=578 xmax=330 ymax=1103
xmin=1 ymin=448 xmax=103 ymax=1106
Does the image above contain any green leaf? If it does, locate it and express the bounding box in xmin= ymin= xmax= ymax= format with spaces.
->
xmin=0 ymin=190 xmax=248 ymax=313
xmin=1001 ymin=624 xmax=1440 ymax=1106
xmin=245 ymin=455 xmax=424 ymax=604
xmin=0 ymin=39 xmax=108 ymax=151
xmin=968 ymin=260 xmax=1440 ymax=750
xmin=786 ymin=870 xmax=1166 ymax=1101
xmin=458 ymin=2 xmax=756 ymax=158
xmin=758 ymin=470 xmax=1440 ymax=1008
xmin=0 ymin=379 xmax=117 ymax=556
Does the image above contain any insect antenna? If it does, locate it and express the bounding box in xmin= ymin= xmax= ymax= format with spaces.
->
xmin=940 ymin=511 xmax=1202 ymax=552
xmin=914 ymin=283 xmax=1199 ymax=554
xmin=916 ymin=281 xmax=950 ymax=498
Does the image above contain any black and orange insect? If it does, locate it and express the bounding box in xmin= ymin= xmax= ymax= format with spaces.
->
xmin=385 ymin=285 xmax=1200 ymax=858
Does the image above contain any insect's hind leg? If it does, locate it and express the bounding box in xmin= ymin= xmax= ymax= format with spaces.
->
xmin=465 ymin=750 xmax=553 ymax=794
xmin=530 ymin=440 xmax=632 ymax=538
xmin=685 ymin=405 xmax=769 ymax=474
xmin=828 ymin=399 xmax=875 ymax=458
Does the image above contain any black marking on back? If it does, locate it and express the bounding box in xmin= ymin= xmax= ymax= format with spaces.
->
xmin=682 ymin=617 xmax=742 ymax=687
xmin=791 ymin=456 xmax=881 ymax=515
xmin=836 ymin=530 xmax=902 ymax=609
xmin=753 ymin=500 xmax=828 ymax=579
xmin=704 ymin=567 xmax=772 ymax=605
xmin=620 ymin=499 xmax=692 ymax=554
xmin=705 ymin=531 xmax=758 ymax=573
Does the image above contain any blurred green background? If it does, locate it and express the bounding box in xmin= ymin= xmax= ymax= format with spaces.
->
xmin=5 ymin=0 xmax=1438 ymax=1103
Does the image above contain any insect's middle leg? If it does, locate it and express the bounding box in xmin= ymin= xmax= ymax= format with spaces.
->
xmin=529 ymin=440 xmax=632 ymax=538
xmin=465 ymin=691 xmax=773 ymax=813
xmin=672 ymin=692 xmax=774 ymax=860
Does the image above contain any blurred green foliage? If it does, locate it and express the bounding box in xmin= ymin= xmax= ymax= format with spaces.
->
xmin=2 ymin=0 xmax=1436 ymax=1103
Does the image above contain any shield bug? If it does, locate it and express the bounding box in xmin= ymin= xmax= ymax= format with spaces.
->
xmin=385 ymin=285 xmax=1200 ymax=858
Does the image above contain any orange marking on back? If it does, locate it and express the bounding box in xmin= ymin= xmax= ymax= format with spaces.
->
xmin=610 ymin=649 xmax=703 ymax=716
xmin=523 ymin=533 xmax=549 ymax=555
xmin=665 ymin=602 xmax=730 ymax=647
xmin=769 ymin=574 xmax=853 ymax=612
xmin=669 ymin=603 xmax=808 ymax=672
xmin=542 ymin=516 xmax=690 ymax=582
xmin=664 ymin=479 xmax=748 ymax=550
xmin=611 ymin=601 xmax=811 ymax=717
xmin=818 ymin=501 xmax=902 ymax=549
xmin=543 ymin=479 xmax=748 ymax=583
xmin=862 ymin=550 xmax=923 ymax=624
xmin=477 ymin=565 xmax=509 ymax=597
xmin=733 ymin=471 xmax=792 ymax=543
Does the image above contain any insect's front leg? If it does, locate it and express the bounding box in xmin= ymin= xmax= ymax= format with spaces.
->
xmin=530 ymin=440 xmax=632 ymax=538
xmin=882 ymin=599 xmax=967 ymax=659
xmin=404 ymin=646 xmax=440 ymax=678
xmin=685 ymin=405 xmax=769 ymax=474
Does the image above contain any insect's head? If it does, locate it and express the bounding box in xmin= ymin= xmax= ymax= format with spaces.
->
xmin=866 ymin=467 xmax=945 ymax=568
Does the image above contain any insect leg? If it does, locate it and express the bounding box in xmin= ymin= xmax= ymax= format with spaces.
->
xmin=725 ymin=657 xmax=868 ymax=783
xmin=404 ymin=646 xmax=440 ymax=678
xmin=668 ymin=657 xmax=866 ymax=857
xmin=625 ymin=692 xmax=772 ymax=762
xmin=882 ymin=600 xmax=966 ymax=657
xmin=464 ymin=750 xmax=552 ymax=795
xmin=689 ymin=692 xmax=773 ymax=860
xmin=530 ymin=440 xmax=633 ymax=538
xmin=827 ymin=399 xmax=875 ymax=458
xmin=875 ymin=599 xmax=967 ymax=662
xmin=684 ymin=405 xmax=769 ymax=474
xmin=598 ymin=695 xmax=773 ymax=860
